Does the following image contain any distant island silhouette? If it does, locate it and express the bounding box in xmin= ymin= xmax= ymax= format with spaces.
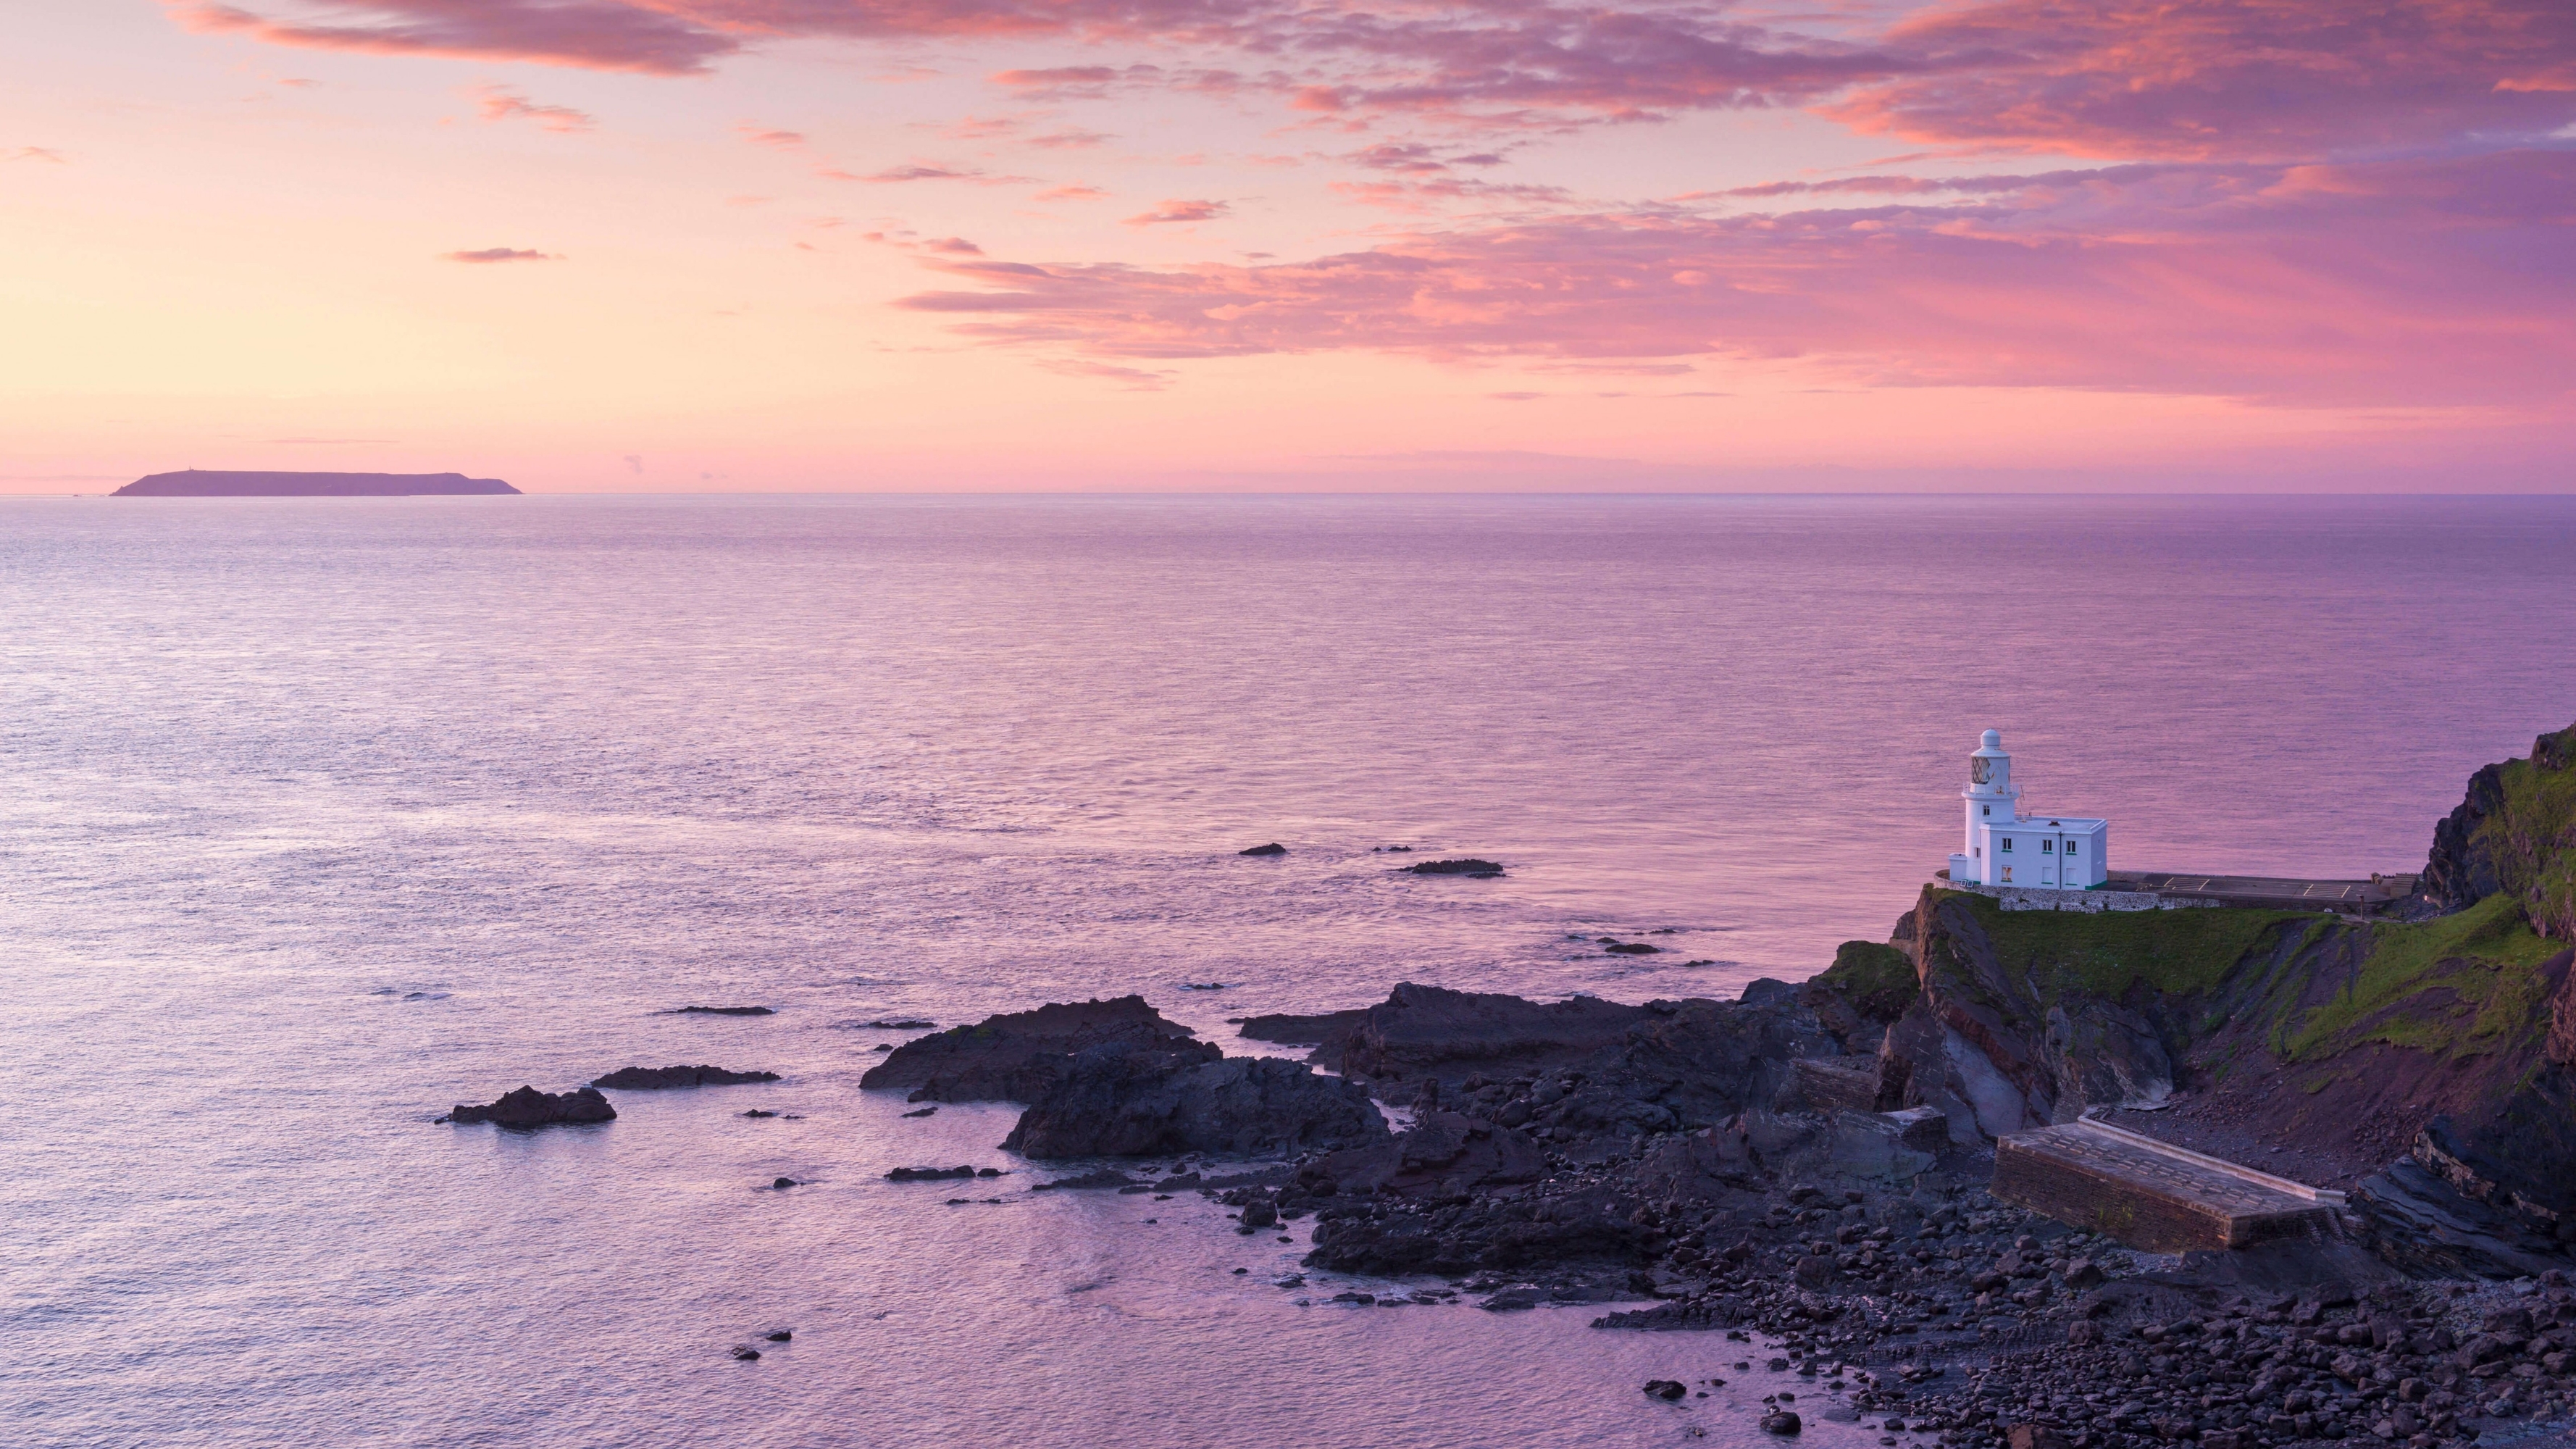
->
xmin=113 ymin=470 xmax=521 ymax=497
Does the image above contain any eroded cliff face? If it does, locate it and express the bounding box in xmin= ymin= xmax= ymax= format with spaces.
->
xmin=2422 ymin=720 xmax=2576 ymax=940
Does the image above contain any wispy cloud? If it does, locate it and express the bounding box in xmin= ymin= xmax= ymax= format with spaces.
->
xmin=737 ymin=124 xmax=806 ymax=149
xmin=1034 ymin=357 xmax=1175 ymax=390
xmin=8 ymin=146 xmax=67 ymax=162
xmin=897 ymin=150 xmax=2576 ymax=408
xmin=1124 ymin=198 xmax=1229 ymax=226
xmin=443 ymin=246 xmax=559 ymax=263
xmin=471 ymin=83 xmax=593 ymax=133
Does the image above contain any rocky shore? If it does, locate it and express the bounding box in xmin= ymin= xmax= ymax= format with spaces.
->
xmin=869 ymin=719 xmax=2576 ymax=1449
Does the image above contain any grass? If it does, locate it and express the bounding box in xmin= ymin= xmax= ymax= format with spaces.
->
xmin=2477 ymin=722 xmax=2576 ymax=938
xmin=1964 ymin=893 xmax=2311 ymax=1004
xmin=2281 ymin=892 xmax=2565 ymax=1061
xmin=1815 ymin=940 xmax=1918 ymax=1019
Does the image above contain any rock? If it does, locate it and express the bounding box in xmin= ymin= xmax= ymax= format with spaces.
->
xmin=2063 ymin=1256 xmax=2106 ymax=1289
xmin=730 ymin=1345 xmax=761 ymax=1361
xmin=741 ymin=1109 xmax=777 ymax=1119
xmin=1003 ymin=1045 xmax=1388 ymax=1158
xmin=858 ymin=996 xmax=1200 ymax=1103
xmin=2006 ymin=1427 xmax=2070 ymax=1449
xmin=590 ymin=1065 xmax=781 ymax=1090
xmin=1303 ymin=1111 xmax=1547 ymax=1199
xmin=771 ymin=1177 xmax=797 ymax=1190
xmin=901 ymin=1106 xmax=937 ymax=1118
xmin=675 ymin=1006 xmax=772 ymax=1016
xmin=1236 ymin=1008 xmax=1372 ymax=1045
xmin=1605 ymin=943 xmax=1661 ymax=956
xmin=1238 ymin=843 xmax=1287 ymax=856
xmin=885 ymin=1165 xmax=977 ymax=1181
xmin=1760 ymin=1411 xmax=1801 ymax=1435
xmin=1643 ymin=1379 xmax=1687 ymax=1400
xmin=765 ymin=1329 xmax=792 ymax=1342
xmin=863 ymin=1019 xmax=936 ymax=1030
xmin=1242 ymin=1199 xmax=1279 ymax=1228
xmin=441 ymin=1085 xmax=616 ymax=1127
xmin=1402 ymin=859 xmax=1504 ymax=877
xmin=1031 ymin=1169 xmax=1140 ymax=1191
xmin=1739 ymin=979 xmax=1797 ymax=1005
xmin=1480 ymin=1287 xmax=1546 ymax=1311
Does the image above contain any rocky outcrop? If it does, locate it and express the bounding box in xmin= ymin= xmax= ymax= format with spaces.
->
xmin=1402 ymin=858 xmax=1504 ymax=877
xmin=441 ymin=1086 xmax=615 ymax=1127
xmin=2420 ymin=720 xmax=2576 ymax=939
xmin=1001 ymin=1045 xmax=1387 ymax=1158
xmin=859 ymin=995 xmax=1197 ymax=1103
xmin=590 ymin=1065 xmax=779 ymax=1089
xmin=1293 ymin=983 xmax=1847 ymax=1138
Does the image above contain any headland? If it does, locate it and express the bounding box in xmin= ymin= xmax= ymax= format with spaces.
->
xmin=112 ymin=469 xmax=520 ymax=496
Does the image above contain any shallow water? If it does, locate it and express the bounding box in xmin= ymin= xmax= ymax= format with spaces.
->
xmin=3 ymin=493 xmax=2572 ymax=1448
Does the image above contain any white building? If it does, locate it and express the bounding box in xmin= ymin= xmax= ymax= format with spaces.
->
xmin=1948 ymin=730 xmax=2109 ymax=890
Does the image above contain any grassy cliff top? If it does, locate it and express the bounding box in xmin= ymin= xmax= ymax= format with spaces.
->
xmin=1956 ymin=890 xmax=2312 ymax=1004
xmin=2281 ymin=892 xmax=2567 ymax=1061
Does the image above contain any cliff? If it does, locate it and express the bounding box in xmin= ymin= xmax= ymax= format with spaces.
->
xmin=1845 ymin=717 xmax=2576 ymax=1270
xmin=112 ymin=470 xmax=520 ymax=496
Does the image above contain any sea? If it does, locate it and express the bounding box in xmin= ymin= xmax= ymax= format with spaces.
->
xmin=3 ymin=492 xmax=2572 ymax=1448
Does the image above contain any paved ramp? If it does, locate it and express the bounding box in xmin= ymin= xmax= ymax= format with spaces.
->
xmin=2109 ymin=871 xmax=2415 ymax=910
xmin=1992 ymin=1119 xmax=2344 ymax=1253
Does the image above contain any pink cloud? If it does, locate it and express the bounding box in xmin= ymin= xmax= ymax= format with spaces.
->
xmin=895 ymin=149 xmax=2576 ymax=406
xmin=170 ymin=1 xmax=735 ymax=75
xmin=472 ymin=84 xmax=593 ymax=133
xmin=1029 ymin=128 xmax=1113 ymax=149
xmin=1834 ymin=0 xmax=2576 ymax=160
xmin=164 ymin=0 xmax=2576 ymax=157
xmin=9 ymin=146 xmax=67 ymax=162
xmin=1034 ymin=357 xmax=1175 ymax=388
xmin=738 ymin=125 xmax=806 ymax=149
xmin=1124 ymin=198 xmax=1230 ymax=225
xmin=443 ymin=246 xmax=559 ymax=262
xmin=1035 ymin=184 xmax=1108 ymax=201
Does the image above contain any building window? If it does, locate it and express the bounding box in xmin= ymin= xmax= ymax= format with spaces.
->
xmin=2067 ymin=841 xmax=2080 ymax=855
xmin=1982 ymin=806 xmax=1991 ymax=817
xmin=2041 ymin=840 xmax=2054 ymax=853
xmin=1973 ymin=847 xmax=1981 ymax=857
xmin=2002 ymin=867 xmax=2013 ymax=882
xmin=1999 ymin=838 xmax=2013 ymax=852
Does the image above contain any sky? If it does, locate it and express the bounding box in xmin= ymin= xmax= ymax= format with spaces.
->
xmin=2 ymin=0 xmax=2572 ymax=492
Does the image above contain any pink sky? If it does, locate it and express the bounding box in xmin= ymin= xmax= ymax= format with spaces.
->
xmin=1 ymin=0 xmax=2570 ymax=491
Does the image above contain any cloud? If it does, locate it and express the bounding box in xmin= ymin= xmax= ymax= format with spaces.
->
xmin=893 ymin=149 xmax=2576 ymax=408
xmin=443 ymin=246 xmax=559 ymax=262
xmin=1833 ymin=0 xmax=2576 ymax=160
xmin=737 ymin=125 xmax=806 ymax=149
xmin=1487 ymin=391 xmax=1547 ymax=401
xmin=162 ymin=0 xmax=2576 ymax=156
xmin=169 ymin=1 xmax=736 ymax=75
xmin=8 ymin=146 xmax=67 ymax=162
xmin=472 ymin=83 xmax=593 ymax=133
xmin=1029 ymin=128 xmax=1113 ymax=149
xmin=1036 ymin=184 xmax=1108 ymax=201
xmin=1034 ymin=357 xmax=1175 ymax=389
xmin=1124 ymin=198 xmax=1230 ymax=225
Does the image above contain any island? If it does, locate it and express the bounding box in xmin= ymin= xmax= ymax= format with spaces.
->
xmin=112 ymin=469 xmax=520 ymax=497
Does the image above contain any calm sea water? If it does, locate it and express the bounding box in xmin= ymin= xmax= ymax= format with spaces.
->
xmin=4 ymin=493 xmax=2572 ymax=1448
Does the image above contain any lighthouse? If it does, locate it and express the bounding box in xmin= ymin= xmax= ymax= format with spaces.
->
xmin=1947 ymin=730 xmax=2109 ymax=890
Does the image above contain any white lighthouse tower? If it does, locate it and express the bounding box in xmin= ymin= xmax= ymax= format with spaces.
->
xmin=1948 ymin=730 xmax=2109 ymax=890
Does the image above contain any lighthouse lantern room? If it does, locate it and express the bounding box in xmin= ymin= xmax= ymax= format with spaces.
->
xmin=1947 ymin=730 xmax=2109 ymax=890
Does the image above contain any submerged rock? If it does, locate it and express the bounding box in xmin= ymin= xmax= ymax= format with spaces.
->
xmin=440 ymin=1085 xmax=616 ymax=1128
xmin=1238 ymin=843 xmax=1287 ymax=856
xmin=674 ymin=1005 xmax=772 ymax=1016
xmin=1403 ymin=858 xmax=1504 ymax=877
xmin=860 ymin=995 xmax=1198 ymax=1103
xmin=885 ymin=1165 xmax=978 ymax=1182
xmin=591 ymin=1064 xmax=781 ymax=1090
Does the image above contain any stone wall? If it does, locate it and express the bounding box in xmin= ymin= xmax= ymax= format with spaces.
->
xmin=1936 ymin=879 xmax=2217 ymax=914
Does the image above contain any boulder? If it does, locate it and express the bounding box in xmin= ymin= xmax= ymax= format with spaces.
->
xmin=885 ymin=1165 xmax=978 ymax=1182
xmin=1643 ymin=1379 xmax=1687 ymax=1400
xmin=1403 ymin=859 xmax=1504 ymax=877
xmin=1239 ymin=843 xmax=1287 ymax=856
xmin=590 ymin=1064 xmax=780 ymax=1089
xmin=675 ymin=1006 xmax=772 ymax=1016
xmin=442 ymin=1085 xmax=615 ymax=1127
xmin=1760 ymin=1411 xmax=1802 ymax=1435
xmin=859 ymin=996 xmax=1199 ymax=1103
xmin=1003 ymin=1045 xmax=1388 ymax=1158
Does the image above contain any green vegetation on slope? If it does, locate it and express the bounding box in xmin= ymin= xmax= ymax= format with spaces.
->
xmin=2485 ymin=722 xmax=2576 ymax=940
xmin=2283 ymin=892 xmax=2565 ymax=1061
xmin=1965 ymin=893 xmax=2311 ymax=1004
xmin=1815 ymin=940 xmax=1917 ymax=1019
